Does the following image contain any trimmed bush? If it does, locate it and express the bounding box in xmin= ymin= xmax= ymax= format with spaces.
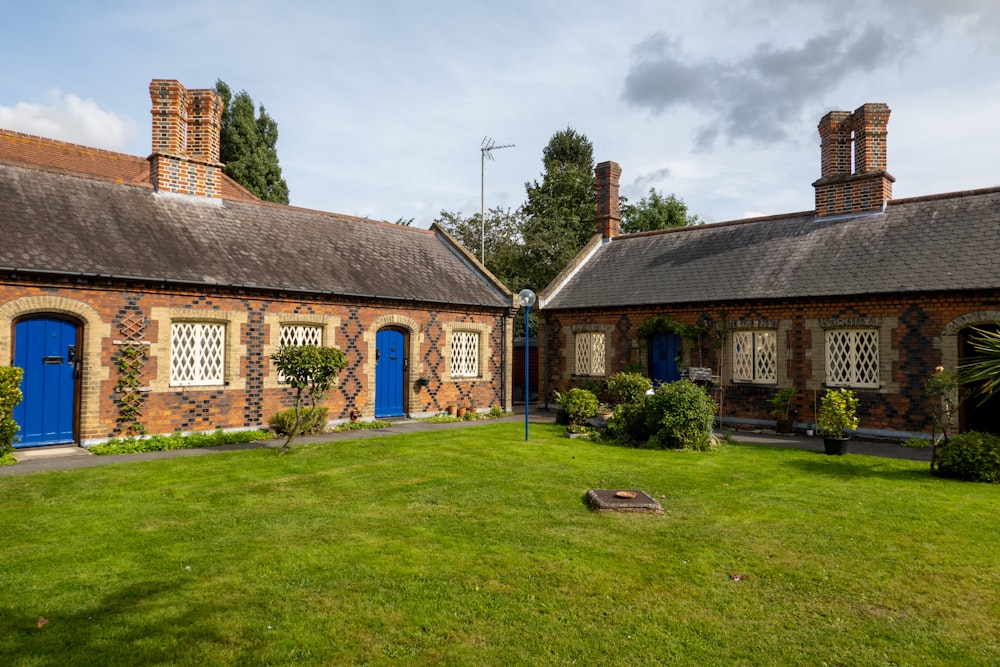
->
xmin=0 ymin=366 xmax=23 ymax=455
xmin=607 ymin=371 xmax=652 ymax=406
xmin=555 ymin=388 xmax=599 ymax=425
xmin=934 ymin=431 xmax=1000 ymax=483
xmin=607 ymin=380 xmax=716 ymax=451
xmin=269 ymin=407 xmax=329 ymax=437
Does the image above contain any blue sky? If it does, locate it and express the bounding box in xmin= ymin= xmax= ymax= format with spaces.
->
xmin=2 ymin=0 xmax=999 ymax=227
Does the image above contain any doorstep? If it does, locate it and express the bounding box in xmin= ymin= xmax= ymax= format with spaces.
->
xmin=13 ymin=446 xmax=92 ymax=462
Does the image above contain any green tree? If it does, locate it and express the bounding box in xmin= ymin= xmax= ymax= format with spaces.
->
xmin=435 ymin=207 xmax=524 ymax=290
xmin=392 ymin=217 xmax=414 ymax=226
xmin=620 ymin=188 xmax=700 ymax=234
xmin=215 ymin=80 xmax=290 ymax=204
xmin=519 ymin=127 xmax=597 ymax=291
xmin=270 ymin=345 xmax=347 ymax=453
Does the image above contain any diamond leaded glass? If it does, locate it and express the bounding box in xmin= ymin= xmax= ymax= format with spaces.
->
xmin=451 ymin=331 xmax=480 ymax=377
xmin=171 ymin=322 xmax=224 ymax=386
xmin=575 ymin=332 xmax=606 ymax=376
xmin=826 ymin=329 xmax=879 ymax=388
xmin=733 ymin=330 xmax=776 ymax=383
xmin=280 ymin=325 xmax=322 ymax=348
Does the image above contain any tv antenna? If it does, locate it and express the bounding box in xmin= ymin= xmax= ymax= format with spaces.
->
xmin=480 ymin=137 xmax=514 ymax=263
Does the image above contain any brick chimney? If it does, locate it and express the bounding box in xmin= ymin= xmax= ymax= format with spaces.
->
xmin=595 ymin=161 xmax=622 ymax=238
xmin=149 ymin=79 xmax=224 ymax=198
xmin=813 ymin=103 xmax=895 ymax=217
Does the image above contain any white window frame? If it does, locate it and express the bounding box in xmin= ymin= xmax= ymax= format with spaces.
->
xmin=575 ymin=332 xmax=606 ymax=376
xmin=733 ymin=330 xmax=777 ymax=385
xmin=279 ymin=324 xmax=323 ymax=349
xmin=826 ymin=329 xmax=879 ymax=389
xmin=277 ymin=324 xmax=324 ymax=382
xmin=451 ymin=330 xmax=480 ymax=378
xmin=170 ymin=322 xmax=225 ymax=387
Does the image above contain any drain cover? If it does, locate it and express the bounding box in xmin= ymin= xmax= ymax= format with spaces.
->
xmin=585 ymin=489 xmax=663 ymax=514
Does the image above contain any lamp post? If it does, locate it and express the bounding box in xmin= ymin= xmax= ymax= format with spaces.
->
xmin=518 ymin=288 xmax=536 ymax=441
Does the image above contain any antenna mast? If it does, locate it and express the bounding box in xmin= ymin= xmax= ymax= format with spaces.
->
xmin=480 ymin=137 xmax=514 ymax=263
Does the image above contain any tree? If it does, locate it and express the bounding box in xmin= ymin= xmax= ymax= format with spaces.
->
xmin=519 ymin=127 xmax=597 ymax=291
xmin=392 ymin=217 xmax=414 ymax=226
xmin=215 ymin=80 xmax=290 ymax=204
xmin=270 ymin=345 xmax=347 ymax=453
xmin=620 ymin=188 xmax=700 ymax=234
xmin=435 ymin=207 xmax=524 ymax=290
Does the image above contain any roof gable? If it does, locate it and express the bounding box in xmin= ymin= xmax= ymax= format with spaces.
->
xmin=0 ymin=128 xmax=259 ymax=202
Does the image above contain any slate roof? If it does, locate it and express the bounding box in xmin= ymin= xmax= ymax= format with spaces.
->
xmin=542 ymin=187 xmax=1000 ymax=310
xmin=0 ymin=129 xmax=261 ymax=203
xmin=0 ymin=161 xmax=511 ymax=308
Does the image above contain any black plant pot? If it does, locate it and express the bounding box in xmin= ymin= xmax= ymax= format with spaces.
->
xmin=823 ymin=436 xmax=850 ymax=456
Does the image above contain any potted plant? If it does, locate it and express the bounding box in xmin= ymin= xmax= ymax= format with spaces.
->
xmin=817 ymin=388 xmax=860 ymax=455
xmin=767 ymin=386 xmax=797 ymax=434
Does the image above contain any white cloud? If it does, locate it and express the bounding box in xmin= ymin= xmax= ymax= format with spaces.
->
xmin=0 ymin=90 xmax=138 ymax=151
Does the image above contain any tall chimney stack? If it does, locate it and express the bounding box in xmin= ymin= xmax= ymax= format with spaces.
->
xmin=595 ymin=161 xmax=622 ymax=239
xmin=813 ymin=103 xmax=894 ymax=217
xmin=149 ymin=79 xmax=224 ymax=198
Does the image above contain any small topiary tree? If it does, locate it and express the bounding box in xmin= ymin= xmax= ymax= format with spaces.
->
xmin=607 ymin=371 xmax=652 ymax=406
xmin=270 ymin=345 xmax=347 ymax=453
xmin=0 ymin=366 xmax=23 ymax=456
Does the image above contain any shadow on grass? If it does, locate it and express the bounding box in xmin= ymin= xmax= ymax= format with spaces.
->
xmin=782 ymin=453 xmax=932 ymax=482
xmin=0 ymin=577 xmax=257 ymax=665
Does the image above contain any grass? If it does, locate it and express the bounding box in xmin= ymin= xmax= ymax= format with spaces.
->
xmin=1 ymin=422 xmax=999 ymax=666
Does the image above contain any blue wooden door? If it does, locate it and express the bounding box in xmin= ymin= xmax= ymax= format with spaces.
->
xmin=650 ymin=332 xmax=682 ymax=385
xmin=13 ymin=317 xmax=78 ymax=447
xmin=375 ymin=329 xmax=405 ymax=418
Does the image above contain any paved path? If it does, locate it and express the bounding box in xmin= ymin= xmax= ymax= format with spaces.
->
xmin=1 ymin=410 xmax=931 ymax=477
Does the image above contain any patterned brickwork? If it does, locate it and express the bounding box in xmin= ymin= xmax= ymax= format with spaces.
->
xmin=540 ymin=289 xmax=1000 ymax=436
xmin=0 ymin=276 xmax=512 ymax=442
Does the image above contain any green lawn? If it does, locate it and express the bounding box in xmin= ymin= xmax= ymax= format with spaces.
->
xmin=1 ymin=423 xmax=998 ymax=666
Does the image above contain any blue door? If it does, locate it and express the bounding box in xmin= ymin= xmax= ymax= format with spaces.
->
xmin=13 ymin=317 xmax=79 ymax=447
xmin=650 ymin=332 xmax=682 ymax=385
xmin=375 ymin=329 xmax=405 ymax=418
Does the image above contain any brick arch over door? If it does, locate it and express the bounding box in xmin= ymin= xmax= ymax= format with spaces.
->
xmin=938 ymin=310 xmax=1000 ymax=371
xmin=0 ymin=296 xmax=111 ymax=444
xmin=361 ymin=314 xmax=424 ymax=418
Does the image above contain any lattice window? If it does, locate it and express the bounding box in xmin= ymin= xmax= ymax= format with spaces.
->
xmin=280 ymin=324 xmax=322 ymax=348
xmin=277 ymin=325 xmax=324 ymax=382
xmin=171 ymin=322 xmax=225 ymax=386
xmin=575 ymin=332 xmax=606 ymax=376
xmin=451 ymin=331 xmax=480 ymax=378
xmin=733 ymin=330 xmax=777 ymax=384
xmin=826 ymin=329 xmax=879 ymax=388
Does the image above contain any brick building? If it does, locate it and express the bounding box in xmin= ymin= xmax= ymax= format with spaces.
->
xmin=539 ymin=103 xmax=1000 ymax=438
xmin=1 ymin=80 xmax=514 ymax=448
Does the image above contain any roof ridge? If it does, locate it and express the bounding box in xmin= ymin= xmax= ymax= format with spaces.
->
xmin=0 ymin=127 xmax=145 ymax=163
xmin=617 ymin=209 xmax=815 ymax=239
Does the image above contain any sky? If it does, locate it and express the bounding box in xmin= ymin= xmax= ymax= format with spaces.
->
xmin=2 ymin=0 xmax=999 ymax=228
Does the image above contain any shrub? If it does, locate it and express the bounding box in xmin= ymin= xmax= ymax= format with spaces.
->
xmin=269 ymin=407 xmax=329 ymax=437
xmin=555 ymin=388 xmax=599 ymax=425
xmin=607 ymin=380 xmax=716 ymax=451
xmin=934 ymin=431 xmax=1000 ymax=483
xmin=817 ymin=388 xmax=860 ymax=438
xmin=607 ymin=371 xmax=652 ymax=406
xmin=90 ymin=428 xmax=272 ymax=456
xmin=0 ymin=367 xmax=23 ymax=455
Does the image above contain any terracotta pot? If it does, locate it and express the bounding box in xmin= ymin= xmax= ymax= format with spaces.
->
xmin=456 ymin=407 xmax=467 ymax=418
